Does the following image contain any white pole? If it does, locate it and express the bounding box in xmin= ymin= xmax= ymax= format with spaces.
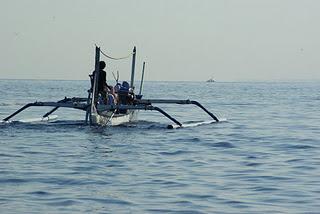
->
xmin=130 ymin=46 xmax=136 ymax=88
xmin=139 ymin=62 xmax=146 ymax=95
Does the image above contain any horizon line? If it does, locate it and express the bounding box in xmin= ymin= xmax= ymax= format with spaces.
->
xmin=0 ymin=78 xmax=319 ymax=83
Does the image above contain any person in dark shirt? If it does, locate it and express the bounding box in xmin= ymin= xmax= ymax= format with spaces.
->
xmin=97 ymin=61 xmax=107 ymax=94
xmin=91 ymin=61 xmax=108 ymax=101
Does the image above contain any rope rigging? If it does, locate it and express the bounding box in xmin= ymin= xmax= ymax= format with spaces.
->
xmin=96 ymin=45 xmax=132 ymax=60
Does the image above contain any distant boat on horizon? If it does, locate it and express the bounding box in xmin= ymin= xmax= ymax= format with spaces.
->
xmin=206 ymin=78 xmax=215 ymax=83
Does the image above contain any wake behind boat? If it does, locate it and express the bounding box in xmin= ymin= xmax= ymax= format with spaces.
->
xmin=3 ymin=46 xmax=221 ymax=128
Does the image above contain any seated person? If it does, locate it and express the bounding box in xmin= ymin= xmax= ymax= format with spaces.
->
xmin=108 ymin=87 xmax=117 ymax=105
xmin=118 ymin=81 xmax=130 ymax=105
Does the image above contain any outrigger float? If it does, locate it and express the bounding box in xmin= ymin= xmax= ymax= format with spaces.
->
xmin=3 ymin=46 xmax=220 ymax=129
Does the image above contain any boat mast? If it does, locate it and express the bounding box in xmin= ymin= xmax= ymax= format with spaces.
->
xmin=89 ymin=46 xmax=101 ymax=125
xmin=130 ymin=46 xmax=136 ymax=89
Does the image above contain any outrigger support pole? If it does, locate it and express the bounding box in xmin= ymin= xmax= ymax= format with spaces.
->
xmin=84 ymin=90 xmax=92 ymax=125
xmin=43 ymin=106 xmax=59 ymax=118
xmin=3 ymin=103 xmax=35 ymax=121
xmin=42 ymin=97 xmax=74 ymax=118
xmin=190 ymin=100 xmax=219 ymax=122
xmin=152 ymin=106 xmax=182 ymax=126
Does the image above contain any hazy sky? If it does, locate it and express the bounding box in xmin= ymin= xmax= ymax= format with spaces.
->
xmin=1 ymin=0 xmax=319 ymax=81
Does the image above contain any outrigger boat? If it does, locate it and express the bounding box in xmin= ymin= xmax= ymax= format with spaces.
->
xmin=3 ymin=46 xmax=220 ymax=128
xmin=206 ymin=78 xmax=215 ymax=83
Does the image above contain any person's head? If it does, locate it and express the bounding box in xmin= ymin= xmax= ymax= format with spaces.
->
xmin=114 ymin=83 xmax=121 ymax=93
xmin=99 ymin=61 xmax=106 ymax=70
xmin=122 ymin=81 xmax=129 ymax=89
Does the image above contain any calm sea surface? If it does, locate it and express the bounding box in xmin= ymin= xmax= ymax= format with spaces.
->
xmin=0 ymin=80 xmax=319 ymax=213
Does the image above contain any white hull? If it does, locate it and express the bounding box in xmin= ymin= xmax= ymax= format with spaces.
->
xmin=91 ymin=110 xmax=138 ymax=126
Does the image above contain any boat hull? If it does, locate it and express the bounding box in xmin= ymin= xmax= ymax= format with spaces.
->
xmin=91 ymin=110 xmax=138 ymax=126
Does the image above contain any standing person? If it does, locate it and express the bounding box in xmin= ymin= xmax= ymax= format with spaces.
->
xmin=91 ymin=61 xmax=107 ymax=98
xmin=97 ymin=61 xmax=107 ymax=96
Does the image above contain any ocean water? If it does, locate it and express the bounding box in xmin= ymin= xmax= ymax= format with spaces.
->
xmin=0 ymin=80 xmax=319 ymax=213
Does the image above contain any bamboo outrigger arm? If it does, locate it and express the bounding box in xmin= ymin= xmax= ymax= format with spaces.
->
xmin=96 ymin=98 xmax=219 ymax=127
xmin=3 ymin=97 xmax=89 ymax=122
xmin=96 ymin=104 xmax=182 ymax=126
xmin=136 ymin=99 xmax=220 ymax=122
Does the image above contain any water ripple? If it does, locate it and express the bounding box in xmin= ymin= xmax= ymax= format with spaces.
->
xmin=27 ymin=191 xmax=51 ymax=196
xmin=1 ymin=80 xmax=320 ymax=213
xmin=209 ymin=141 xmax=236 ymax=148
